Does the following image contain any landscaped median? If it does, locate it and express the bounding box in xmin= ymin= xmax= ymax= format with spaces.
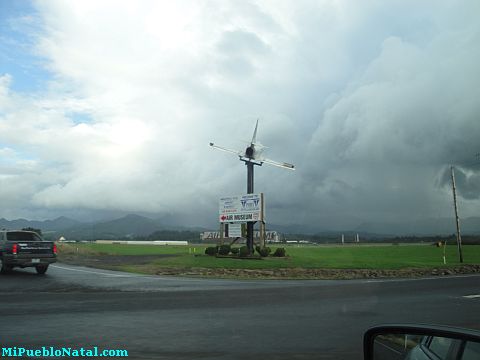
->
xmin=56 ymin=242 xmax=480 ymax=280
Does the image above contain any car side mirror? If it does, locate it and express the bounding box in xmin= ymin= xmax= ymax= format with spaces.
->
xmin=364 ymin=324 xmax=480 ymax=360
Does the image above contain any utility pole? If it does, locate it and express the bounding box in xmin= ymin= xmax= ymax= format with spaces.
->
xmin=450 ymin=166 xmax=463 ymax=263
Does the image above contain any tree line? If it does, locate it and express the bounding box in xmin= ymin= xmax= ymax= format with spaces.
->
xmin=134 ymin=230 xmax=201 ymax=242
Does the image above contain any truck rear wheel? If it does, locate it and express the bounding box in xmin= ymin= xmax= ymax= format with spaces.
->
xmin=35 ymin=265 xmax=49 ymax=275
xmin=0 ymin=256 xmax=11 ymax=274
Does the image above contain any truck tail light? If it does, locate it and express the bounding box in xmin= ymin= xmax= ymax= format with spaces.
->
xmin=12 ymin=243 xmax=18 ymax=255
xmin=53 ymin=243 xmax=57 ymax=255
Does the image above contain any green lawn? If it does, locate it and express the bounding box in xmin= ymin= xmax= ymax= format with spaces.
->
xmin=58 ymin=243 xmax=480 ymax=270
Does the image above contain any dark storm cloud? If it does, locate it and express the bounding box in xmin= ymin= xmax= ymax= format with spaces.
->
xmin=302 ymin=25 xmax=480 ymax=224
xmin=439 ymin=167 xmax=480 ymax=200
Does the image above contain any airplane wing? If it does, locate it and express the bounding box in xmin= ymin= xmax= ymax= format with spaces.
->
xmin=209 ymin=142 xmax=243 ymax=157
xmin=262 ymin=157 xmax=295 ymax=170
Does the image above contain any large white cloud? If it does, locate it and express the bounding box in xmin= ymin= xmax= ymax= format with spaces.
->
xmin=0 ymin=0 xmax=479 ymax=230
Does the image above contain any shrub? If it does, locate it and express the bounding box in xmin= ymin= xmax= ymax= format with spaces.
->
xmin=218 ymin=244 xmax=231 ymax=256
xmin=258 ymin=247 xmax=271 ymax=257
xmin=255 ymin=245 xmax=261 ymax=254
xmin=205 ymin=247 xmax=217 ymax=256
xmin=230 ymin=247 xmax=240 ymax=255
xmin=239 ymin=246 xmax=250 ymax=257
xmin=273 ymin=247 xmax=286 ymax=257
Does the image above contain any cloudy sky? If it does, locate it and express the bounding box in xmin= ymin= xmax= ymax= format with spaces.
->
xmin=0 ymin=0 xmax=479 ymax=229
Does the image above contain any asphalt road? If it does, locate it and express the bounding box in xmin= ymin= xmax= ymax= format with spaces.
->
xmin=1 ymin=263 xmax=479 ymax=359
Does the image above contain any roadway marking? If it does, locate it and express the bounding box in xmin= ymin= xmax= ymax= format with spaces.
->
xmin=50 ymin=264 xmax=268 ymax=285
xmin=52 ymin=264 xmax=196 ymax=281
xmin=363 ymin=273 xmax=480 ymax=284
xmin=51 ymin=264 xmax=137 ymax=278
xmin=52 ymin=264 xmax=480 ymax=285
xmin=463 ymin=294 xmax=480 ymax=299
xmin=50 ymin=264 xmax=219 ymax=281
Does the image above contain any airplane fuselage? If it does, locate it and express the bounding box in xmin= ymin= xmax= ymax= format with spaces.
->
xmin=244 ymin=144 xmax=264 ymax=161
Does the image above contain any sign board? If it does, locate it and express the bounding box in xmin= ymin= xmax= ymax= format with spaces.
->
xmin=219 ymin=193 xmax=264 ymax=223
xmin=201 ymin=231 xmax=226 ymax=240
xmin=227 ymin=223 xmax=242 ymax=238
xmin=201 ymin=231 xmax=279 ymax=242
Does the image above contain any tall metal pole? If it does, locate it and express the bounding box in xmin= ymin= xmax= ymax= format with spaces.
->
xmin=450 ymin=166 xmax=464 ymax=263
xmin=246 ymin=162 xmax=254 ymax=254
xmin=247 ymin=162 xmax=254 ymax=193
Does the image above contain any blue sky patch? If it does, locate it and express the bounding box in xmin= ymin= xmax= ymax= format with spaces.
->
xmin=67 ymin=111 xmax=94 ymax=125
xmin=0 ymin=0 xmax=52 ymax=94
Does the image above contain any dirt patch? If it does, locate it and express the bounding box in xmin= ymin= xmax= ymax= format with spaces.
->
xmin=59 ymin=255 xmax=480 ymax=279
xmin=148 ymin=265 xmax=480 ymax=279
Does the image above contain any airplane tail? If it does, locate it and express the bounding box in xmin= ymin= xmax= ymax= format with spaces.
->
xmin=251 ymin=119 xmax=259 ymax=145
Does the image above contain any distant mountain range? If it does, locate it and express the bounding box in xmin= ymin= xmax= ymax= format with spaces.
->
xmin=0 ymin=214 xmax=207 ymax=240
xmin=1 ymin=214 xmax=480 ymax=240
xmin=0 ymin=216 xmax=81 ymax=232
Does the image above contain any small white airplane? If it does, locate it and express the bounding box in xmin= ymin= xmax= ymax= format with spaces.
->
xmin=209 ymin=119 xmax=295 ymax=170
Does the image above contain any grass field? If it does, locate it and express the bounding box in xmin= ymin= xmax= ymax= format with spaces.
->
xmin=58 ymin=243 xmax=480 ymax=271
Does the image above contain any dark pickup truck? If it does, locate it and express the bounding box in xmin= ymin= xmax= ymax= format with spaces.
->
xmin=0 ymin=230 xmax=57 ymax=274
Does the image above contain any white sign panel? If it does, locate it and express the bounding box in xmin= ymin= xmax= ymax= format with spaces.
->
xmin=219 ymin=193 xmax=264 ymax=223
xmin=228 ymin=223 xmax=242 ymax=238
xmin=201 ymin=231 xmax=227 ymax=240
xmin=201 ymin=231 xmax=279 ymax=241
